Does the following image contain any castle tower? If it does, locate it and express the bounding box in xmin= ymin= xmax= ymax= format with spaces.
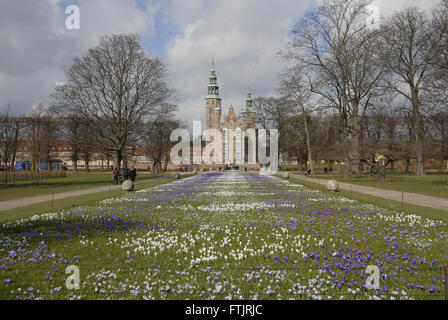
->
xmin=242 ymin=88 xmax=256 ymax=130
xmin=205 ymin=60 xmax=221 ymax=130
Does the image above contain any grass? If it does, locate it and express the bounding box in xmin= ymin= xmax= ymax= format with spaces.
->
xmin=0 ymin=171 xmax=168 ymax=201
xmin=279 ymin=175 xmax=448 ymax=222
xmin=291 ymin=171 xmax=448 ymax=199
xmin=0 ymin=175 xmax=192 ymax=223
xmin=0 ymin=172 xmax=446 ymax=300
xmin=280 ymin=163 xmax=344 ymax=171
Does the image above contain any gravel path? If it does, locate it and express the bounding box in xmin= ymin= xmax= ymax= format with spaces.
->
xmin=288 ymin=173 xmax=448 ymax=212
xmin=0 ymin=173 xmax=191 ymax=212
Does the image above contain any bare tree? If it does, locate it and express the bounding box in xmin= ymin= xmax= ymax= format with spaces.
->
xmin=360 ymin=112 xmax=405 ymax=181
xmin=429 ymin=0 xmax=448 ymax=106
xmin=378 ymin=7 xmax=445 ymax=176
xmin=429 ymin=112 xmax=448 ymax=171
xmin=25 ymin=104 xmax=58 ymax=171
xmin=253 ymin=97 xmax=292 ymax=155
xmin=0 ymin=104 xmax=24 ymax=170
xmin=286 ymin=0 xmax=383 ymax=177
xmin=56 ymin=114 xmax=83 ymax=173
xmin=51 ymin=34 xmax=174 ymax=170
xmin=279 ymin=64 xmax=315 ymax=172
xmin=145 ymin=104 xmax=179 ymax=173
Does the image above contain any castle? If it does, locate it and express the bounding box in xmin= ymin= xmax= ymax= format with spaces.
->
xmin=204 ymin=61 xmax=258 ymax=168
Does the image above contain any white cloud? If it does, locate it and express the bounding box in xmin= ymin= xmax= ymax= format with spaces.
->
xmin=0 ymin=0 xmax=157 ymax=113
xmin=371 ymin=0 xmax=440 ymax=16
xmin=165 ymin=0 xmax=441 ymax=126
xmin=165 ymin=0 xmax=313 ymax=125
xmin=0 ymin=0 xmax=441 ymax=120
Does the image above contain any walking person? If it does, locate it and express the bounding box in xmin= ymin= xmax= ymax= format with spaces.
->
xmin=123 ymin=167 xmax=129 ymax=181
xmin=113 ymin=167 xmax=119 ymax=185
xmin=129 ymin=167 xmax=137 ymax=182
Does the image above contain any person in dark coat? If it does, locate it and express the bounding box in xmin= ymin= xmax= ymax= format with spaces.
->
xmin=129 ymin=167 xmax=137 ymax=182
xmin=123 ymin=168 xmax=129 ymax=180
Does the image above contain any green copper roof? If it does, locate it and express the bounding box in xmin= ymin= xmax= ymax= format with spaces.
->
xmin=207 ymin=61 xmax=220 ymax=98
xmin=242 ymin=88 xmax=255 ymax=113
xmin=220 ymin=114 xmax=225 ymax=124
xmin=246 ymin=89 xmax=252 ymax=101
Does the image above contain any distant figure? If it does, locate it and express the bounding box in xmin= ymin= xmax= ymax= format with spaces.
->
xmin=113 ymin=167 xmax=119 ymax=185
xmin=129 ymin=168 xmax=137 ymax=182
xmin=305 ymin=168 xmax=312 ymax=176
xmin=123 ymin=168 xmax=129 ymax=181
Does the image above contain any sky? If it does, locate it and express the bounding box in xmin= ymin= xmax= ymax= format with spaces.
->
xmin=0 ymin=0 xmax=442 ymax=126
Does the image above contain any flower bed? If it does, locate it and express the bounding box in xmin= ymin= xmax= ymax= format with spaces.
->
xmin=0 ymin=172 xmax=446 ymax=300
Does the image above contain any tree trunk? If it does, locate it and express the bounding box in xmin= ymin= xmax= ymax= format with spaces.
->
xmin=412 ymin=89 xmax=424 ymax=176
xmin=301 ymin=109 xmax=313 ymax=173
xmin=11 ymin=124 xmax=19 ymax=170
xmin=342 ymin=116 xmax=351 ymax=178
xmin=114 ymin=150 xmax=122 ymax=170
xmin=344 ymin=156 xmax=351 ymax=178
xmin=440 ymin=126 xmax=445 ymax=172
xmin=72 ymin=148 xmax=78 ymax=173
xmin=152 ymin=159 xmax=160 ymax=173
xmin=351 ymin=100 xmax=360 ymax=176
xmin=163 ymin=153 xmax=169 ymax=172
xmin=31 ymin=120 xmax=38 ymax=172
xmin=378 ymin=166 xmax=386 ymax=182
xmin=329 ymin=160 xmax=334 ymax=172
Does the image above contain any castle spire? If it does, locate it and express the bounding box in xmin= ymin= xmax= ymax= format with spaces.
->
xmin=207 ymin=57 xmax=220 ymax=100
xmin=243 ymin=87 xmax=254 ymax=113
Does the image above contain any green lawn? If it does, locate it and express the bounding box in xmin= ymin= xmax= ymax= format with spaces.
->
xmin=294 ymin=172 xmax=448 ymax=199
xmin=0 ymin=176 xmax=189 ymax=223
xmin=0 ymin=171 xmax=167 ymax=201
xmin=279 ymin=174 xmax=448 ymax=222
xmin=1 ymin=172 xmax=446 ymax=300
xmin=280 ymin=163 xmax=344 ymax=171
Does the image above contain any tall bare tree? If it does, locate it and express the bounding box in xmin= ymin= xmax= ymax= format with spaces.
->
xmin=429 ymin=0 xmax=448 ymax=106
xmin=279 ymin=64 xmax=315 ymax=172
xmin=25 ymin=104 xmax=58 ymax=171
xmin=0 ymin=104 xmax=24 ymax=169
xmin=51 ymin=34 xmax=174 ymax=170
xmin=253 ymin=97 xmax=294 ymax=163
xmin=145 ymin=104 xmax=179 ymax=173
xmin=378 ymin=7 xmax=445 ymax=176
xmin=286 ymin=0 xmax=383 ymax=177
